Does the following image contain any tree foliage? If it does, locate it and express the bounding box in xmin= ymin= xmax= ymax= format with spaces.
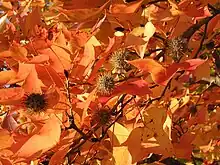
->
xmin=0 ymin=0 xmax=219 ymax=164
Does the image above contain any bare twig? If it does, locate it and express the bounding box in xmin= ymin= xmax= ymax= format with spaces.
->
xmin=193 ymin=22 xmax=208 ymax=59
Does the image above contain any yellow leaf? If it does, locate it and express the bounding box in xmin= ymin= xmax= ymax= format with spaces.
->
xmin=108 ymin=122 xmax=130 ymax=146
xmin=113 ymin=146 xmax=132 ymax=165
xmin=0 ymin=14 xmax=7 ymax=32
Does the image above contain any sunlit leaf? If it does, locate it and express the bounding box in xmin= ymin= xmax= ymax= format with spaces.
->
xmin=14 ymin=115 xmax=61 ymax=160
xmin=108 ymin=122 xmax=130 ymax=146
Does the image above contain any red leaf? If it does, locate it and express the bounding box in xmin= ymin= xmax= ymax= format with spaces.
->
xmin=184 ymin=59 xmax=206 ymax=71
xmin=63 ymin=0 xmax=107 ymax=10
xmin=115 ymin=79 xmax=152 ymax=96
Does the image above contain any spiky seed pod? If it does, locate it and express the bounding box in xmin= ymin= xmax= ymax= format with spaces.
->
xmin=24 ymin=93 xmax=48 ymax=114
xmin=96 ymin=72 xmax=115 ymax=96
xmin=165 ymin=37 xmax=188 ymax=62
xmin=110 ymin=48 xmax=131 ymax=73
xmin=91 ymin=108 xmax=111 ymax=126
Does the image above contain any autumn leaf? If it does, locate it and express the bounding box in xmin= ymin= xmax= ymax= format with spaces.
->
xmin=128 ymin=58 xmax=189 ymax=85
xmin=108 ymin=122 xmax=130 ymax=146
xmin=112 ymin=146 xmax=132 ymax=165
xmin=173 ymin=132 xmax=196 ymax=159
xmin=0 ymin=70 xmax=16 ymax=86
xmin=35 ymin=65 xmax=65 ymax=88
xmin=2 ymin=113 xmax=19 ymax=132
xmin=0 ymin=88 xmax=24 ymax=105
xmin=122 ymin=127 xmax=149 ymax=163
xmin=0 ymin=0 xmax=219 ymax=164
xmin=13 ymin=115 xmax=61 ymax=160
xmin=115 ymin=79 xmax=152 ymax=96
xmin=110 ymin=0 xmax=144 ymax=14
xmin=0 ymin=129 xmax=13 ymax=150
xmin=63 ymin=0 xmax=107 ymax=10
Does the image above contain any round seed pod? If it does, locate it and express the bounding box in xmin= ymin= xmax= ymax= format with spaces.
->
xmin=24 ymin=93 xmax=48 ymax=114
xmin=165 ymin=36 xmax=188 ymax=62
xmin=110 ymin=48 xmax=131 ymax=74
xmin=91 ymin=108 xmax=111 ymax=126
xmin=96 ymin=72 xmax=115 ymax=96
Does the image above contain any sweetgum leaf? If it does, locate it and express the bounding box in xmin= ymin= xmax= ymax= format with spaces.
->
xmin=14 ymin=115 xmax=61 ymax=160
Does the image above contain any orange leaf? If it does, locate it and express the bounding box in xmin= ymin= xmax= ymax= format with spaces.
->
xmin=110 ymin=0 xmax=144 ymax=14
xmin=28 ymin=55 xmax=49 ymax=64
xmin=185 ymin=59 xmax=206 ymax=71
xmin=35 ymin=65 xmax=65 ymax=88
xmin=82 ymin=88 xmax=97 ymax=120
xmin=174 ymin=132 xmax=196 ymax=159
xmin=88 ymin=37 xmax=115 ymax=83
xmin=8 ymin=63 xmax=33 ymax=84
xmin=128 ymin=59 xmax=191 ymax=85
xmin=122 ymin=127 xmax=145 ymax=163
xmin=0 ymin=129 xmax=13 ymax=150
xmin=37 ymin=48 xmax=65 ymax=73
xmin=0 ymin=70 xmax=16 ymax=86
xmin=50 ymin=45 xmax=72 ymax=71
xmin=0 ymin=87 xmax=24 ymax=105
xmin=137 ymin=22 xmax=156 ymax=58
xmin=124 ymin=34 xmax=147 ymax=47
xmin=22 ymin=64 xmax=44 ymax=93
xmin=9 ymin=43 xmax=28 ymax=62
xmin=14 ymin=115 xmax=61 ymax=160
xmin=49 ymin=145 xmax=69 ymax=165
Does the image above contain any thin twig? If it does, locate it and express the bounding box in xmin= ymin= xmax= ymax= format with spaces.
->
xmin=193 ymin=22 xmax=208 ymax=59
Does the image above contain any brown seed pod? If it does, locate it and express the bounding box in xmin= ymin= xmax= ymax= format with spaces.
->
xmin=165 ymin=36 xmax=188 ymax=62
xmin=23 ymin=93 xmax=48 ymax=114
xmin=91 ymin=107 xmax=112 ymax=126
xmin=110 ymin=48 xmax=131 ymax=74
